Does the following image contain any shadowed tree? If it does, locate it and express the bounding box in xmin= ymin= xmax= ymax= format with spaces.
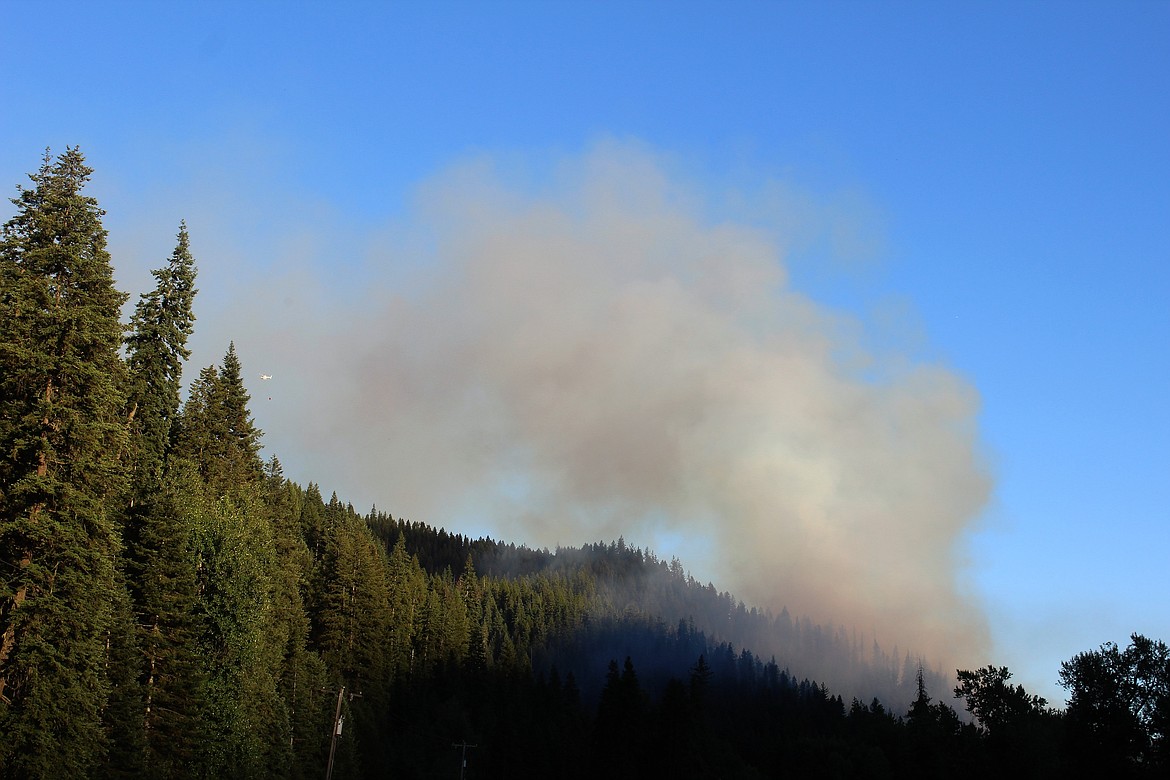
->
xmin=126 ymin=466 xmax=210 ymax=779
xmin=591 ymin=657 xmax=650 ymax=778
xmin=308 ymin=498 xmax=395 ymax=776
xmin=954 ymin=665 xmax=1060 ymax=777
xmin=955 ymin=666 xmax=1048 ymax=733
xmin=0 ymin=148 xmax=130 ymax=778
xmin=120 ymin=221 xmax=204 ymax=777
xmin=263 ymin=458 xmax=331 ymax=778
xmin=905 ymin=665 xmax=975 ymax=776
xmin=100 ymin=566 xmax=146 ymax=780
xmin=1060 ymin=633 xmax=1169 ymax=777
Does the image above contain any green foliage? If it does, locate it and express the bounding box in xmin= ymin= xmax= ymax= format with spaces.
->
xmin=309 ymin=497 xmax=391 ymax=690
xmin=384 ymin=535 xmax=427 ymax=680
xmin=0 ymin=148 xmax=129 ymax=778
xmin=99 ymin=569 xmax=146 ymax=780
xmin=214 ymin=343 xmax=264 ymax=483
xmin=124 ymin=221 xmax=197 ymax=495
xmin=129 ymin=466 xmax=210 ymax=778
xmin=173 ymin=344 xmax=263 ymax=494
xmin=261 ymin=459 xmax=331 ymax=777
xmin=117 ymin=224 xmax=208 ymax=776
xmin=188 ymin=485 xmax=290 ymax=778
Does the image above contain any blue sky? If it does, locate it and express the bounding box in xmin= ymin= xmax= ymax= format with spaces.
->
xmin=3 ymin=1 xmax=1167 ymax=704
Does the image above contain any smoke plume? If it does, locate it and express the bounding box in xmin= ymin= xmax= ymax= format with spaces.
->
xmin=206 ymin=142 xmax=992 ymax=670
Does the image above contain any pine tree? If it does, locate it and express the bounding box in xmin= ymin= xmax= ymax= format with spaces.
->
xmin=214 ymin=341 xmax=263 ymax=487
xmin=173 ymin=343 xmax=263 ymax=494
xmin=172 ymin=364 xmax=218 ymax=472
xmin=384 ymin=535 xmax=427 ymax=680
xmin=119 ymin=222 xmax=204 ymax=776
xmin=189 ymin=485 xmax=290 ymax=778
xmin=132 ymin=464 xmax=209 ymax=779
xmin=262 ymin=459 xmax=330 ymax=778
xmin=99 ymin=567 xmax=147 ymax=780
xmin=0 ymin=148 xmax=130 ymax=777
xmin=124 ymin=221 xmax=197 ymax=495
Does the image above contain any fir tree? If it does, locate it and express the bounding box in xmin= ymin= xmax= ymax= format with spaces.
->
xmin=119 ymin=222 xmax=203 ymax=776
xmin=172 ymin=364 xmax=218 ymax=472
xmin=214 ymin=341 xmax=263 ymax=487
xmin=124 ymin=221 xmax=197 ymax=496
xmin=384 ymin=535 xmax=427 ymax=679
xmin=99 ymin=567 xmax=146 ymax=780
xmin=262 ymin=459 xmax=330 ymax=778
xmin=170 ymin=340 xmax=284 ymax=776
xmin=310 ymin=502 xmax=392 ymax=688
xmin=0 ymin=148 xmax=130 ymax=778
xmin=132 ymin=465 xmax=210 ymax=779
xmin=173 ymin=343 xmax=263 ymax=493
xmin=189 ymin=486 xmax=289 ymax=778
xmin=300 ymin=482 xmax=327 ymax=561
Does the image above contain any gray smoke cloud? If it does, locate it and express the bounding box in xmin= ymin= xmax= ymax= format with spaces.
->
xmin=183 ymin=141 xmax=992 ymax=670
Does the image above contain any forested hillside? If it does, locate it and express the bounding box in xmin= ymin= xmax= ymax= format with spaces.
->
xmin=2 ymin=149 xmax=1166 ymax=779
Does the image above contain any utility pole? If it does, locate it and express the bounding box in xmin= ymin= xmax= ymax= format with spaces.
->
xmin=452 ymin=741 xmax=478 ymax=780
xmin=325 ymin=686 xmax=362 ymax=780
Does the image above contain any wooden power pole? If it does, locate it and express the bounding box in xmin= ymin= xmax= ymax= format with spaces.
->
xmin=452 ymin=741 xmax=478 ymax=779
xmin=325 ymin=686 xmax=361 ymax=780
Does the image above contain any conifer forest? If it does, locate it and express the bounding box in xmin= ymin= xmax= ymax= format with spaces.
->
xmin=1 ymin=149 xmax=1167 ymax=778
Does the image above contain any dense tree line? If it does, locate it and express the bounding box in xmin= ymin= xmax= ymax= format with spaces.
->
xmin=1 ymin=149 xmax=1167 ymax=778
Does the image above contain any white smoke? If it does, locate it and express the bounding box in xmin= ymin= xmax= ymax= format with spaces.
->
xmin=153 ymin=140 xmax=995 ymax=670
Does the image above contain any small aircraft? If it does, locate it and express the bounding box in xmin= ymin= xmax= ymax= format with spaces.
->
xmin=259 ymin=374 xmax=272 ymax=380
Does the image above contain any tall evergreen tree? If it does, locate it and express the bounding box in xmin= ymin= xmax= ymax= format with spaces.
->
xmin=310 ymin=499 xmax=392 ymax=690
xmin=0 ymin=148 xmax=130 ymax=778
xmin=384 ymin=535 xmax=427 ymax=680
xmin=171 ymin=344 xmax=287 ymax=777
xmin=189 ymin=486 xmax=290 ymax=778
xmin=261 ymin=459 xmax=330 ymax=778
xmin=214 ymin=341 xmax=263 ymax=486
xmin=117 ymin=221 xmax=205 ymax=777
xmin=129 ymin=465 xmax=210 ymax=779
xmin=173 ymin=343 xmax=263 ymax=494
xmin=299 ymin=482 xmax=327 ymax=562
xmin=124 ymin=221 xmax=197 ymax=496
xmin=172 ymin=364 xmax=218 ymax=473
xmin=99 ymin=567 xmax=147 ymax=780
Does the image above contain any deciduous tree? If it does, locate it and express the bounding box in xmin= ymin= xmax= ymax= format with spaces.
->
xmin=1060 ymin=633 xmax=1169 ymax=775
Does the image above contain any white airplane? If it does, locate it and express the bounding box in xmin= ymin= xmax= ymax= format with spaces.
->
xmin=260 ymin=374 xmax=272 ymax=380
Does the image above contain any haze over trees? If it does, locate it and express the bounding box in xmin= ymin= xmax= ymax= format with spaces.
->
xmin=1 ymin=149 xmax=1166 ymax=778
